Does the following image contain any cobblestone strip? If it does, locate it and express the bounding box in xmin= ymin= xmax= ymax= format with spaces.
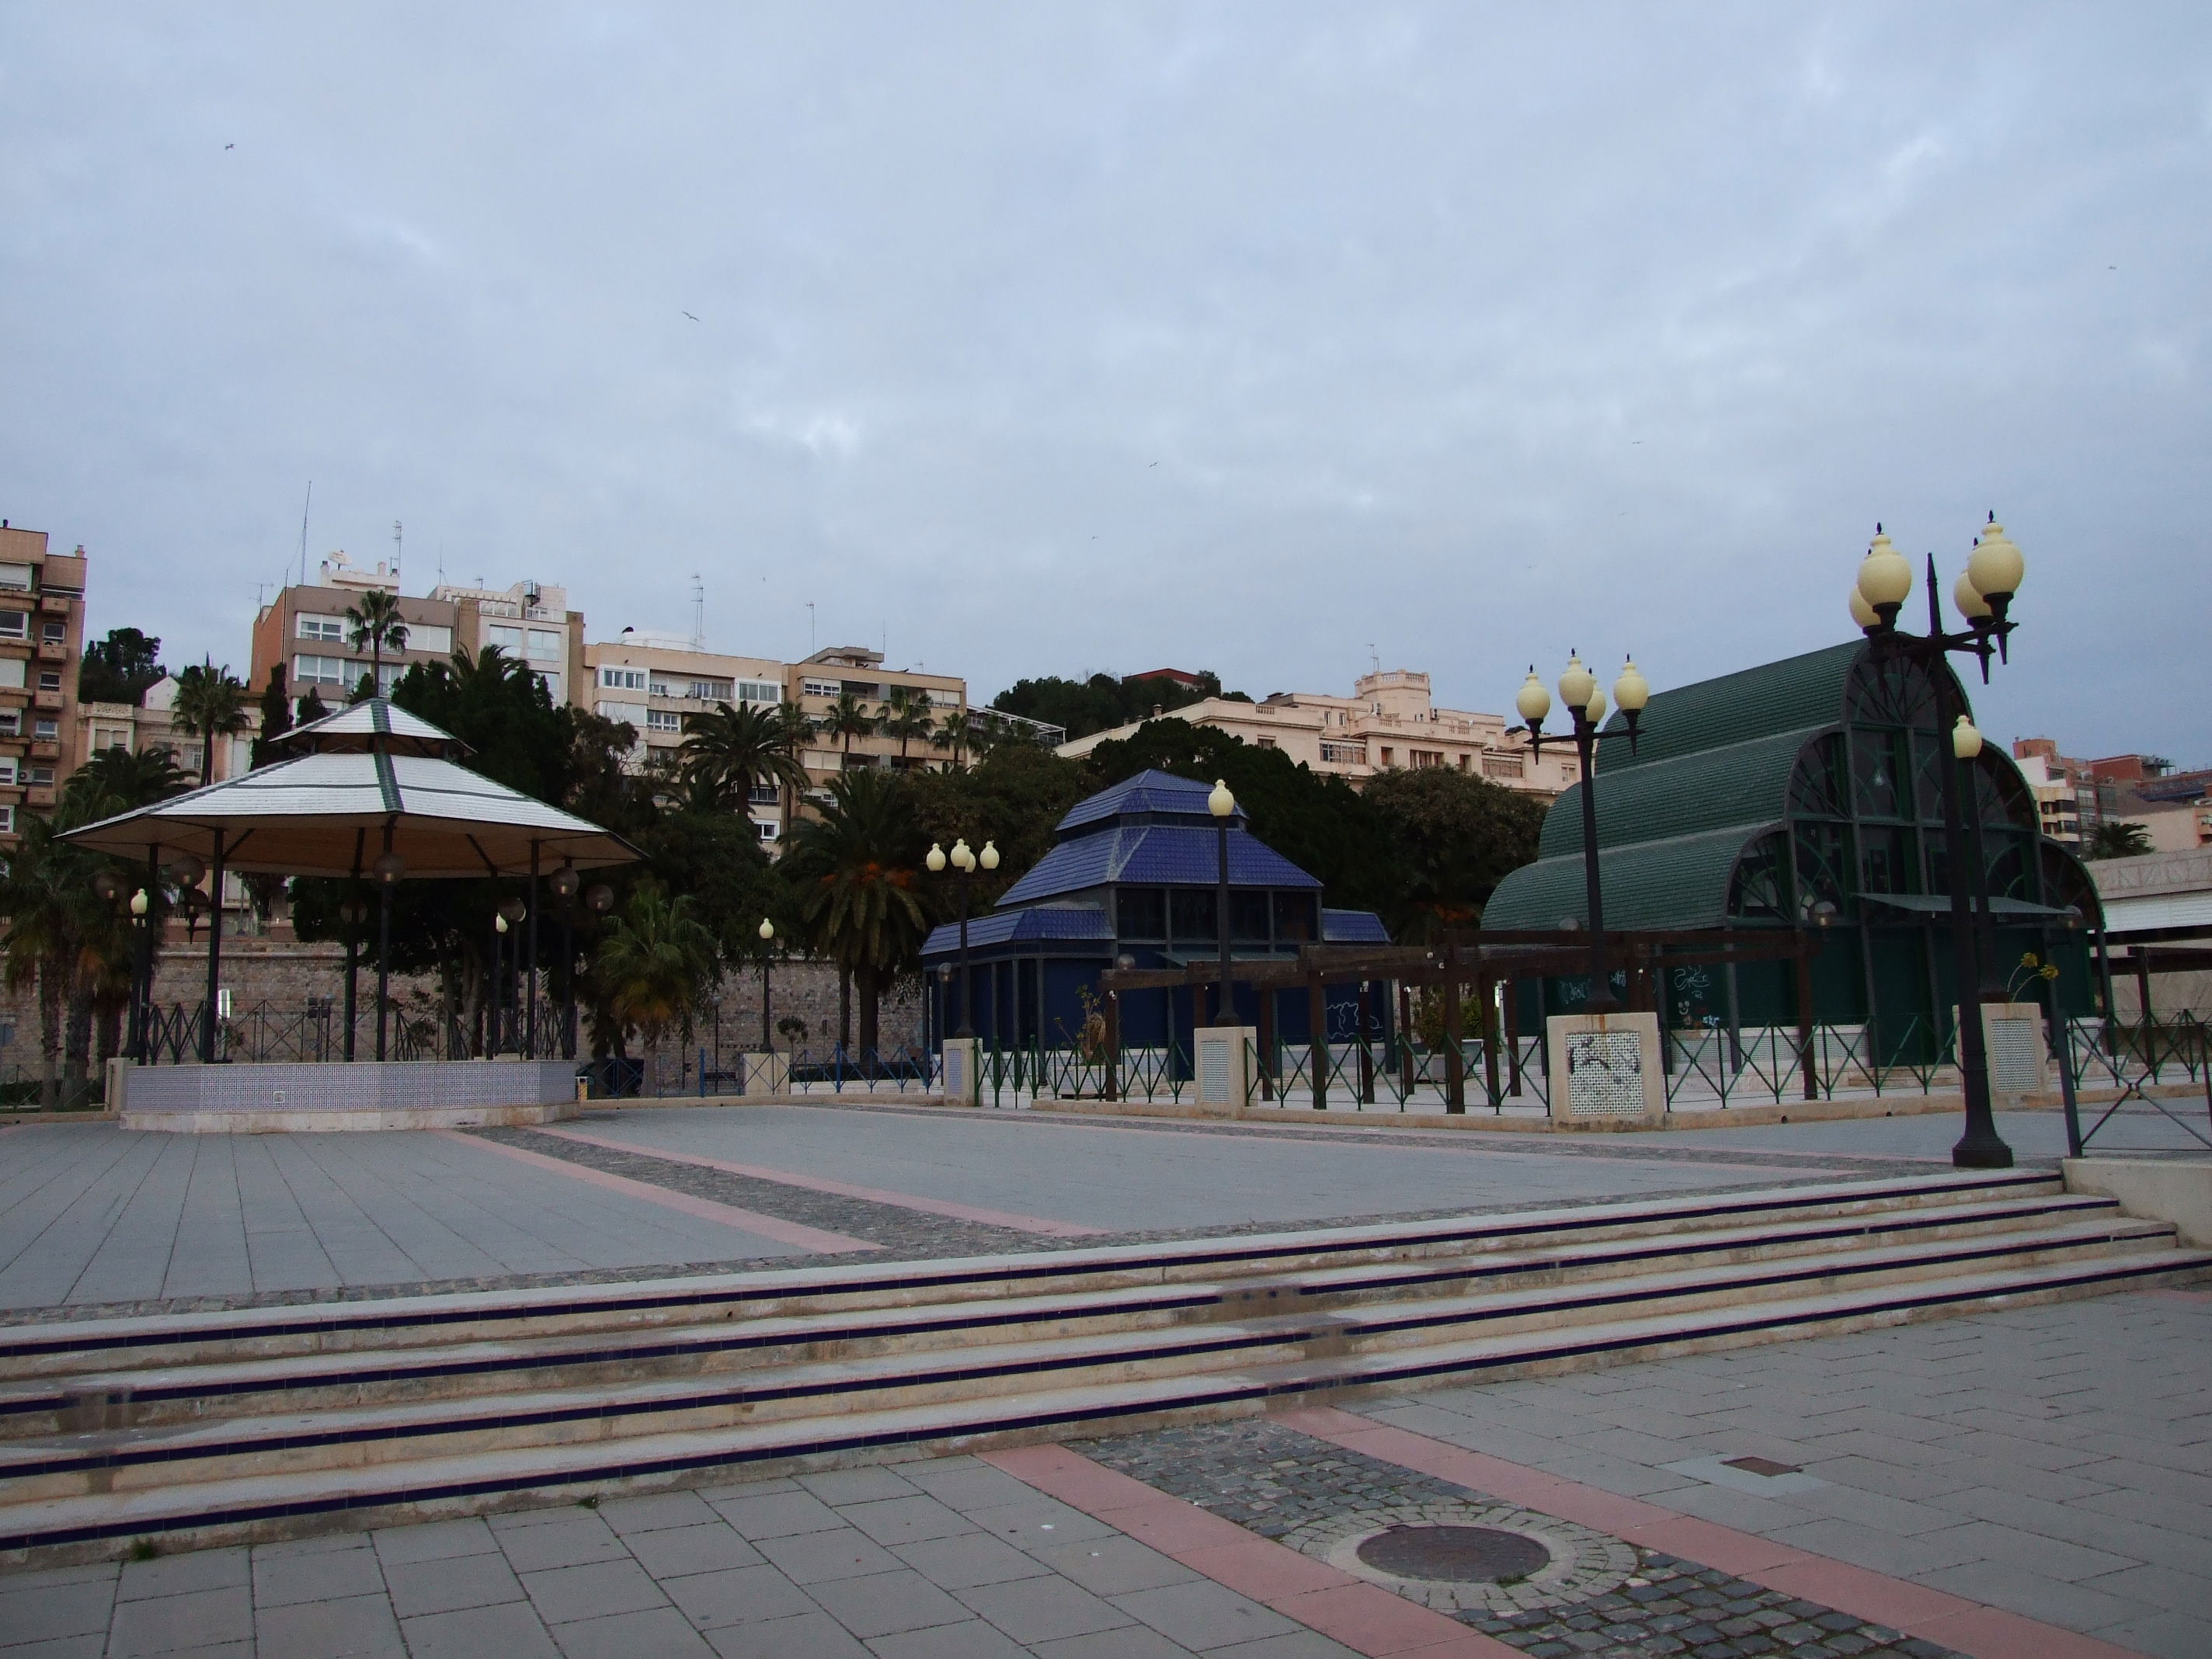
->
xmin=1077 ymin=1418 xmax=1961 ymax=1658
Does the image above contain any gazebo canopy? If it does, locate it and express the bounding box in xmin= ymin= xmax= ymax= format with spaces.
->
xmin=61 ymin=698 xmax=638 ymax=878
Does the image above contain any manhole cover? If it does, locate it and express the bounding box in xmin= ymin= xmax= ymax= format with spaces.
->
xmin=1355 ymin=1523 xmax=1550 ymax=1584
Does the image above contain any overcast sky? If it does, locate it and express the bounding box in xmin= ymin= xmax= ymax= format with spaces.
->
xmin=2 ymin=4 xmax=2207 ymax=761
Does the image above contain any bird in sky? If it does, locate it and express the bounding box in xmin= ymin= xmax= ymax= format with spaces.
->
xmin=224 ymin=143 xmax=234 ymax=150
xmin=683 ymin=311 xmax=700 ymax=322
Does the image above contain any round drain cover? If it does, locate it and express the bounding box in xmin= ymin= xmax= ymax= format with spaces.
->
xmin=1354 ymin=1524 xmax=1550 ymax=1584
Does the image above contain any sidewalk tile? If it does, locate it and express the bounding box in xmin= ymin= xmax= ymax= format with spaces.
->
xmin=551 ymin=1605 xmax=716 ymax=1657
xmin=623 ymin=1522 xmax=763 ymax=1579
xmin=868 ymin=1620 xmax=1033 ymax=1659
xmin=252 ymin=1591 xmax=405 ymax=1658
xmin=952 ymin=1574 xmax=1132 ymax=1641
xmin=660 ymin=1562 xmax=816 ymax=1629
xmin=702 ymin=1610 xmax=871 ymax=1657
xmin=709 ymin=1490 xmax=846 ymax=1540
xmin=599 ymin=1491 xmax=722 ymax=1536
xmin=1109 ymin=1580 xmax=1300 ymax=1649
xmin=117 ymin=1549 xmax=249 ymax=1602
xmin=106 ymin=1586 xmax=252 ymax=1656
xmin=497 ymin=1515 xmax=630 ymax=1573
xmin=803 ymin=1567 xmax=969 ymax=1638
xmin=250 ymin=1543 xmax=387 ymax=1607
xmin=385 ymin=1551 xmax=525 ymax=1617
xmin=796 ymin=1466 xmax=919 ymax=1505
xmin=373 ymin=1516 xmax=499 ymax=1566
xmin=753 ymin=1526 xmax=903 ymax=1584
xmin=892 ymin=1531 xmax=1053 ymax=1590
xmin=400 ymin=1599 xmax=562 ymax=1659
xmin=523 ymin=1557 xmax=670 ymax=1624
xmin=836 ymin=1494 xmax=972 ymax=1547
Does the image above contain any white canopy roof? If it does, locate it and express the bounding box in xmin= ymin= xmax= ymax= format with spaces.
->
xmin=61 ymin=701 xmax=638 ymax=878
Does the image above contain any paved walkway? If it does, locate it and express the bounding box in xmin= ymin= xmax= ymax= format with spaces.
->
xmin=0 ymin=1106 xmax=1895 ymax=1315
xmin=7 ymin=1291 xmax=2200 ymax=1657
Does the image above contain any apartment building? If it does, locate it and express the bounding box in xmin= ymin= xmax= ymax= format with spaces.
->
xmin=788 ymin=646 xmax=966 ymax=793
xmin=78 ymin=673 xmax=258 ymax=788
xmin=248 ymin=552 xmax=581 ymax=708
xmin=1056 ymin=668 xmax=1581 ymax=797
xmin=584 ymin=630 xmax=789 ymax=840
xmin=0 ymin=524 xmax=88 ymax=843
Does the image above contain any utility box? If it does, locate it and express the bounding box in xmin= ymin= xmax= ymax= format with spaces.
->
xmin=1195 ymin=1026 xmax=1256 ymax=1111
xmin=743 ymin=1052 xmax=791 ymax=1097
xmin=1546 ymin=1011 xmax=1665 ymax=1126
xmin=941 ymin=1037 xmax=980 ymax=1106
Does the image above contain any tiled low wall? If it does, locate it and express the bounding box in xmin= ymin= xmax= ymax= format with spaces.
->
xmin=118 ymin=1060 xmax=583 ymax=1133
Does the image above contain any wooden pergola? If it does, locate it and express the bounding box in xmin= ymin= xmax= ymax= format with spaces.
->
xmin=1097 ymin=926 xmax=1824 ymax=1111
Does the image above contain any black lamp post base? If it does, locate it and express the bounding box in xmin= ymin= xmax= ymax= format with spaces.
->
xmin=1951 ymin=1132 xmax=2015 ymax=1169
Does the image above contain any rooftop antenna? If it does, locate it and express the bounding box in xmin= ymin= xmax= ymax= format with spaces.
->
xmin=296 ymin=482 xmax=313 ymax=589
xmin=690 ymin=573 xmax=705 ymax=651
xmin=806 ymin=601 xmax=816 ymax=656
xmin=392 ymin=520 xmax=403 ymax=589
xmin=1368 ymin=643 xmax=1380 ymax=675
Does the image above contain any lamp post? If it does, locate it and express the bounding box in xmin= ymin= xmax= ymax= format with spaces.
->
xmin=551 ymin=865 xmax=581 ymax=1059
xmin=1514 ymin=656 xmax=1650 ymax=1013
xmin=757 ymin=917 xmax=776 ymax=1051
xmin=581 ymin=883 xmax=614 ymax=1063
xmin=927 ymin=837 xmax=996 ymax=1038
xmin=1851 ymin=516 xmax=2026 ymax=1170
xmin=497 ymin=898 xmax=527 ymax=1055
xmin=372 ymin=843 xmax=405 ymax=1062
xmin=1209 ymin=781 xmax=1236 ymax=1025
xmin=129 ymin=885 xmax=151 ymax=1062
xmin=339 ymin=895 xmax=367 ymax=1061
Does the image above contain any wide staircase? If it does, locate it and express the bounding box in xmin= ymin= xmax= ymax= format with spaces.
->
xmin=2 ymin=1167 xmax=2204 ymax=1560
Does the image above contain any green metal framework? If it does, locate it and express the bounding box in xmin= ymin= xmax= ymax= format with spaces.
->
xmin=1485 ymin=640 xmax=2102 ymax=1052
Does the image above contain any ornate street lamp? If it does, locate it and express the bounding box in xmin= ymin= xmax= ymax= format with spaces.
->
xmin=928 ymin=836 xmax=996 ymax=1038
xmin=1209 ymin=781 xmax=1236 ymax=1025
xmin=1514 ymin=656 xmax=1651 ymax=1013
xmin=339 ymin=895 xmax=367 ymax=1060
xmin=757 ymin=917 xmax=776 ymax=1052
xmin=1851 ymin=516 xmax=2028 ymax=1170
xmin=552 ymin=865 xmax=582 ymax=1059
xmin=372 ymin=845 xmax=405 ymax=1061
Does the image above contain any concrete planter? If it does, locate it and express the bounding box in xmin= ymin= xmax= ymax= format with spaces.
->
xmin=113 ymin=1059 xmax=584 ymax=1132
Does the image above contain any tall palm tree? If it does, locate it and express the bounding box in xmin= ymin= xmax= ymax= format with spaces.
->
xmin=68 ymin=747 xmax=191 ymax=815
xmin=344 ymin=588 xmax=410 ymax=697
xmin=677 ymin=701 xmax=809 ymax=812
xmin=594 ymin=882 xmax=718 ymax=1071
xmin=784 ymin=769 xmax=928 ymax=1056
xmin=877 ymin=685 xmax=936 ymax=769
xmin=816 ymin=690 xmax=880 ymax=770
xmin=0 ymin=816 xmax=87 ymax=1106
xmin=171 ymin=662 xmax=251 ymax=783
xmin=770 ymin=700 xmax=816 ymax=838
xmin=930 ymin=707 xmax=972 ymax=771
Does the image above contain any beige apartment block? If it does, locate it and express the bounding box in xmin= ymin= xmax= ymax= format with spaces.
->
xmin=249 ymin=552 xmax=582 ymax=709
xmin=583 ymin=631 xmax=789 ymax=841
xmin=788 ymin=646 xmax=967 ymax=795
xmin=1056 ymin=668 xmax=1581 ymax=797
xmin=0 ymin=524 xmax=88 ymax=843
xmin=78 ymin=673 xmax=259 ymax=788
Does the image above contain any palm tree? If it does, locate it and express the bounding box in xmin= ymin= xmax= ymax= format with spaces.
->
xmin=2086 ymin=821 xmax=2155 ymax=860
xmin=594 ymin=882 xmax=718 ymax=1074
xmin=930 ymin=707 xmax=972 ymax=771
xmin=877 ymin=686 xmax=936 ymax=769
xmin=68 ymin=747 xmax=191 ymax=815
xmin=171 ymin=661 xmax=251 ymax=783
xmin=0 ymin=816 xmax=86 ymax=1106
xmin=816 ymin=690 xmax=880 ymax=770
xmin=677 ymin=701 xmax=809 ymax=812
xmin=344 ymin=588 xmax=410 ymax=697
xmin=784 ymin=769 xmax=928 ymax=1056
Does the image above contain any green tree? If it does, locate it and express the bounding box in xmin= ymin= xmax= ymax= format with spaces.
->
xmin=251 ymin=663 xmax=293 ymax=768
xmin=930 ymin=707 xmax=972 ymax=771
xmin=781 ymin=769 xmax=928 ymax=1056
xmin=78 ymin=628 xmax=165 ymax=706
xmin=1363 ymin=767 xmax=1546 ymax=941
xmin=991 ymin=670 xmax=1246 ymax=741
xmin=68 ymin=746 xmax=191 ymax=814
xmin=678 ymin=701 xmax=809 ymax=811
xmin=877 ymin=685 xmax=936 ymax=767
xmin=905 ymin=743 xmax=1088 ymax=906
xmin=171 ymin=661 xmax=251 ymax=783
xmin=295 ymin=684 xmax=331 ymax=726
xmin=2085 ymin=821 xmax=2155 ymax=860
xmin=593 ymin=880 xmax=718 ymax=1063
xmin=816 ymin=690 xmax=880 ymax=768
xmin=344 ymin=589 xmax=409 ymax=694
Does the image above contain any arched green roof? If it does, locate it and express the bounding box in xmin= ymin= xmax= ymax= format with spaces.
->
xmin=1487 ymin=826 xmax=1767 ymax=932
xmin=1600 ymin=641 xmax=1861 ymax=774
xmin=1535 ymin=725 xmax=1825 ymax=860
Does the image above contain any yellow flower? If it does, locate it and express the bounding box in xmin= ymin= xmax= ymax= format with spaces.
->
xmin=2041 ymin=964 xmax=2060 ymax=981
xmin=2020 ymin=951 xmax=2040 ymax=968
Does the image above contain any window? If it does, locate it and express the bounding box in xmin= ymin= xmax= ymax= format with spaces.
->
xmin=1169 ymin=889 xmax=1216 ymax=944
xmin=411 ymin=624 xmax=453 ymax=656
xmin=527 ymin=628 xmax=563 ymax=661
xmin=802 ymin=678 xmax=839 ymax=699
xmin=1255 ymin=736 xmax=1278 ymax=750
xmin=599 ymin=666 xmax=646 ymax=690
xmin=533 ymin=670 xmax=561 ymax=702
xmin=1410 ymin=749 xmax=1443 ymax=769
xmin=0 ymin=805 xmax=12 ymax=833
xmin=1271 ymin=892 xmax=1317 ymax=943
xmin=295 ymin=655 xmax=347 ymax=686
xmin=841 ymin=680 xmax=879 ymax=699
xmin=1379 ymin=746 xmax=1394 ymax=767
xmin=297 ymin=614 xmax=345 ymax=642
xmin=37 ymin=671 xmax=60 ymax=692
xmin=27 ymin=763 xmax=54 ymax=784
xmin=753 ymin=819 xmax=779 ymax=842
xmin=94 ymin=727 xmax=130 ymax=751
xmin=1118 ymin=888 xmax=1167 ymax=940
xmin=0 ymin=610 xmax=26 ymax=639
xmin=374 ymin=663 xmax=405 ymax=697
xmin=0 ymin=710 xmax=18 ymax=733
xmin=1456 ymin=754 xmax=1469 ymax=771
xmin=596 ymin=700 xmax=648 ymax=727
xmin=688 ymin=677 xmax=734 ymax=702
xmin=649 ymin=679 xmax=676 ymax=699
xmin=748 ymin=784 xmax=781 ymax=805
xmin=40 ymin=621 xmax=64 ymax=643
xmin=927 ymin=688 xmax=963 ymax=707
xmin=1320 ymin=740 xmax=1365 ymax=765
xmin=0 ymin=758 xmax=15 ymax=784
xmin=485 ymin=624 xmax=523 ymax=657
xmin=1230 ymin=891 xmax=1269 ymax=941
xmin=739 ymin=680 xmax=781 ymax=705
xmin=33 ymin=719 xmax=57 ymax=742
xmin=1481 ymin=753 xmax=1525 ymax=779
xmin=0 ymin=565 xmax=29 ymax=591
xmin=646 ymin=708 xmax=682 ymax=732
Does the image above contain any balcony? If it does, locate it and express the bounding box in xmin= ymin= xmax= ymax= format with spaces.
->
xmin=33 ymin=690 xmax=63 ymax=711
xmin=38 ymin=595 xmax=71 ymax=614
xmin=26 ymin=786 xmax=54 ymax=808
xmin=37 ymin=642 xmax=68 ymax=663
xmin=30 ymin=740 xmax=58 ymax=760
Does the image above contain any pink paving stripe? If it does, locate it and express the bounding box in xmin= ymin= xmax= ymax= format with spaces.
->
xmin=535 ymin=1124 xmax=1104 ymax=1236
xmin=1278 ymin=1405 xmax=2144 ymax=1659
xmin=982 ymin=1444 xmax=1517 ymax=1657
xmin=435 ymin=1130 xmax=878 ymax=1254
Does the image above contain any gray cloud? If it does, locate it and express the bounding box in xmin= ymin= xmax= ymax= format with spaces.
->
xmin=2 ymin=2 xmax=2206 ymax=759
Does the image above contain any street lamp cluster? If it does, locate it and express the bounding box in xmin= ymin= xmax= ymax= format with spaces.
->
xmin=927 ymin=836 xmax=998 ymax=1038
xmin=1851 ymin=515 xmax=2029 ymax=1169
xmin=1511 ymin=655 xmax=1651 ymax=1014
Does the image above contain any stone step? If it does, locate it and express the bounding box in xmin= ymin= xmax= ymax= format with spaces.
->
xmin=4 ymin=1242 xmax=2200 ymax=1560
xmin=0 ymin=1188 xmax=2122 ymax=1434
xmin=0 ymin=1169 xmax=2059 ymax=1379
xmin=0 ymin=1212 xmax=2173 ymax=1501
